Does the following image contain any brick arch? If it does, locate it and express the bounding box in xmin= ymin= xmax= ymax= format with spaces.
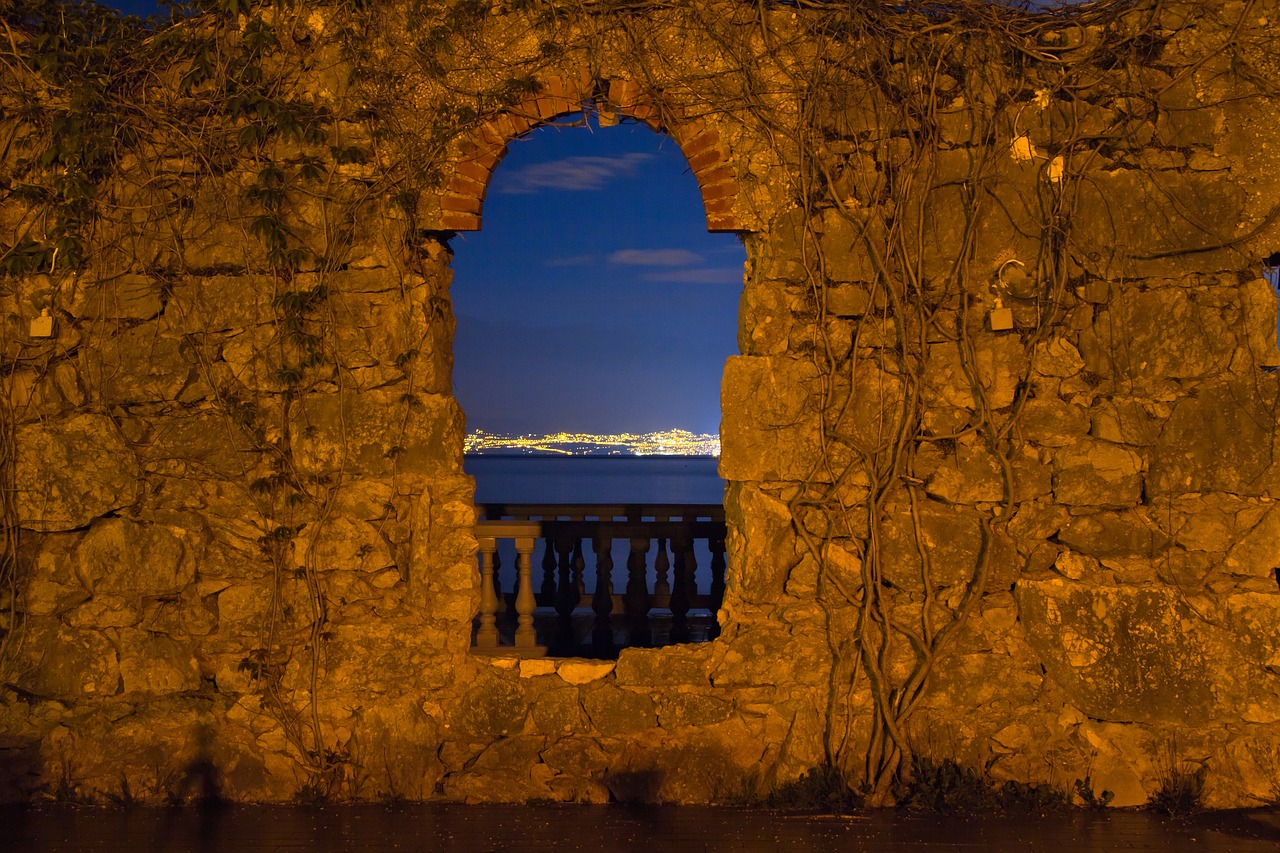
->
xmin=432 ymin=71 xmax=746 ymax=233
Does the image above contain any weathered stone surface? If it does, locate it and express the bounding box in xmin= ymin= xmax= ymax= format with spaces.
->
xmin=292 ymin=516 xmax=395 ymax=574
xmin=15 ymin=415 xmax=140 ymax=531
xmin=292 ymin=389 xmax=464 ymax=477
xmin=556 ymin=661 xmax=615 ymax=685
xmin=723 ymin=484 xmax=796 ymax=605
xmin=14 ymin=619 xmax=119 ymax=700
xmin=71 ymin=274 xmax=164 ymax=320
xmin=656 ymin=691 xmax=733 ymax=729
xmin=924 ymin=337 xmax=1026 ymax=412
xmin=615 ymin=647 xmax=709 ymax=687
xmin=530 ymin=686 xmax=586 ymax=734
xmin=1090 ymin=398 xmax=1160 ymax=446
xmin=80 ymin=323 xmax=191 ymax=404
xmin=1052 ymin=440 xmax=1143 ymax=507
xmin=444 ymin=736 xmax=554 ymax=803
xmin=720 ymin=357 xmax=822 ymax=482
xmin=117 ymin=629 xmax=202 ymax=695
xmin=879 ymin=500 xmax=985 ymax=589
xmin=1080 ymin=286 xmax=1233 ymax=387
xmin=1019 ymin=398 xmax=1090 ymax=447
xmin=1016 ymin=580 xmax=1214 ymax=724
xmin=1057 ymin=510 xmax=1170 ymax=559
xmin=1149 ymin=381 xmax=1280 ymax=496
xmin=20 ymin=532 xmax=87 ymax=616
xmin=167 ymin=275 xmax=277 ymax=333
xmin=710 ymin=626 xmax=828 ymax=688
xmin=1221 ymin=508 xmax=1280 ymax=580
xmin=74 ymin=518 xmax=193 ymax=597
xmin=1031 ymin=338 xmax=1085 ymax=378
xmin=582 ymin=684 xmax=657 ymax=735
xmin=452 ymin=671 xmax=528 ymax=739
xmin=738 ymin=281 xmax=796 ymax=356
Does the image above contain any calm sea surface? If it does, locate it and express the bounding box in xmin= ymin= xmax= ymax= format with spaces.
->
xmin=465 ymin=455 xmax=725 ymax=506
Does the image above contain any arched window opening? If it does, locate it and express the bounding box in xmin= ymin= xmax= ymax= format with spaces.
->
xmin=451 ymin=115 xmax=743 ymax=658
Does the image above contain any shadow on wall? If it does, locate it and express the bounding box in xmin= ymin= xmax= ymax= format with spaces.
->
xmin=0 ymin=740 xmax=43 ymax=802
xmin=168 ymin=724 xmax=225 ymax=806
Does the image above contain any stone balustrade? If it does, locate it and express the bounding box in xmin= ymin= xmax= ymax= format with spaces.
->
xmin=473 ymin=504 xmax=726 ymax=658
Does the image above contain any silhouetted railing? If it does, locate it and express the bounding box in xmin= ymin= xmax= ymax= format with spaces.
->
xmin=472 ymin=504 xmax=726 ymax=658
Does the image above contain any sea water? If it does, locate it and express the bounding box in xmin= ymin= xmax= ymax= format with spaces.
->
xmin=465 ymin=455 xmax=724 ymax=505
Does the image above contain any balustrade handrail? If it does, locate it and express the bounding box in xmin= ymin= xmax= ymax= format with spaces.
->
xmin=472 ymin=503 xmax=727 ymax=659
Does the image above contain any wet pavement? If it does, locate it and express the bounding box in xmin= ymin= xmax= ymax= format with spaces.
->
xmin=4 ymin=803 xmax=1280 ymax=852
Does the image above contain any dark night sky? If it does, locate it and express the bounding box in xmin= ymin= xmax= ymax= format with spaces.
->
xmin=449 ymin=121 xmax=742 ymax=437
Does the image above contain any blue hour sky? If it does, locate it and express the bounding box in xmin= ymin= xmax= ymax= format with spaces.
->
xmin=449 ymin=120 xmax=742 ymax=437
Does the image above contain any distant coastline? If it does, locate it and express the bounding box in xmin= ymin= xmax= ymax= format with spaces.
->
xmin=465 ymin=428 xmax=721 ymax=458
xmin=465 ymin=451 xmax=719 ymax=459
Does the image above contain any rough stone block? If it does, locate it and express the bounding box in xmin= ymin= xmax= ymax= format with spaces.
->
xmin=14 ymin=619 xmax=120 ymax=700
xmin=1016 ymin=579 xmax=1214 ymax=724
xmin=719 ymin=356 xmax=824 ymax=482
xmin=291 ymin=388 xmax=464 ymax=477
xmin=74 ymin=518 xmax=193 ymax=597
xmin=1079 ymin=287 xmax=1234 ymax=387
xmin=1052 ymin=439 xmax=1143 ymax=507
xmin=582 ymin=684 xmax=656 ymax=736
xmin=1148 ymin=380 xmax=1280 ymax=496
xmin=15 ymin=415 xmax=140 ymax=531
xmin=117 ymin=630 xmax=201 ymax=695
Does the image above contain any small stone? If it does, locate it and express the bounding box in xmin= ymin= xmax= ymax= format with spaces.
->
xmin=556 ymin=660 xmax=614 ymax=685
xmin=519 ymin=659 xmax=557 ymax=678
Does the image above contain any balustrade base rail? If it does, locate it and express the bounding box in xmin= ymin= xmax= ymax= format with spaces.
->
xmin=473 ymin=504 xmax=726 ymax=659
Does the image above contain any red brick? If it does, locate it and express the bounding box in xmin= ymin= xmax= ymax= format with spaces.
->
xmin=609 ymin=78 xmax=642 ymax=108
xmin=454 ymin=159 xmax=493 ymax=184
xmin=458 ymin=140 xmax=502 ymax=169
xmin=440 ymin=212 xmax=481 ymax=231
xmin=686 ymin=148 xmax=722 ymax=173
xmin=681 ymin=130 xmax=720 ymax=159
xmin=700 ymin=181 xmax=739 ymax=202
xmin=533 ymin=94 xmax=560 ymax=119
xmin=441 ymin=194 xmax=482 ymax=214
xmin=447 ymin=173 xmax=486 ymax=199
xmin=696 ymin=165 xmax=736 ymax=187
xmin=491 ymin=112 xmax=531 ymax=139
xmin=626 ymin=102 xmax=656 ymax=122
xmin=706 ymin=214 xmax=740 ymax=232
xmin=674 ymin=118 xmax=708 ymax=144
xmin=703 ymin=196 xmax=735 ymax=214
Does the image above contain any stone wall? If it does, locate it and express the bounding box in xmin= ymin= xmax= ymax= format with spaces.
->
xmin=1 ymin=0 xmax=1279 ymax=808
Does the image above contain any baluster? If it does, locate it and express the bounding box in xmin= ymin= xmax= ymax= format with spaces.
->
xmin=708 ymin=534 xmax=726 ymax=640
xmin=591 ymin=535 xmax=614 ymax=658
xmin=514 ymin=535 xmax=540 ymax=650
xmin=476 ymin=535 xmax=499 ymax=648
xmin=684 ymin=540 xmax=699 ymax=639
xmin=540 ymin=533 xmax=557 ymax=604
xmin=653 ymin=537 xmax=671 ymax=608
xmin=572 ymin=539 xmax=586 ymax=597
xmin=553 ymin=532 xmax=579 ymax=655
xmin=669 ymin=533 xmax=691 ymax=644
xmin=625 ymin=536 xmax=652 ymax=648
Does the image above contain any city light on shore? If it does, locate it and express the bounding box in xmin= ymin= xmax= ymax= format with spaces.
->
xmin=465 ymin=428 xmax=720 ymax=457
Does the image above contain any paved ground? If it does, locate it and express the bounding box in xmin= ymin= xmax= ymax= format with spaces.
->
xmin=5 ymin=803 xmax=1280 ymax=852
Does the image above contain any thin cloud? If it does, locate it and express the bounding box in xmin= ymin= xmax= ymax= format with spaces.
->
xmin=497 ymin=153 xmax=654 ymax=194
xmin=641 ymin=267 xmax=742 ymax=285
xmin=609 ymin=248 xmax=704 ymax=267
xmin=545 ymin=254 xmax=595 ymax=267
